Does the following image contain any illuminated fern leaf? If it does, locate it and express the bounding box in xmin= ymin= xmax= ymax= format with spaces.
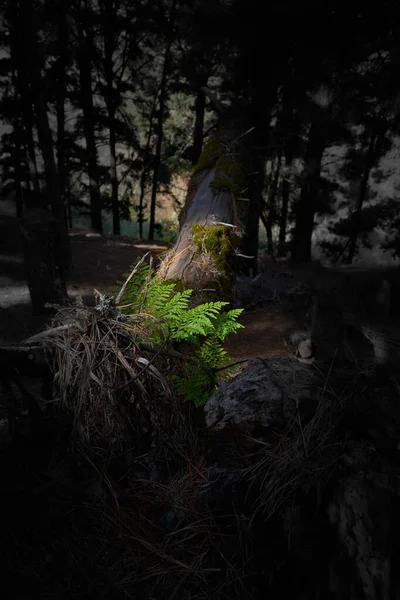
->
xmin=171 ymin=301 xmax=229 ymax=339
xmin=211 ymin=309 xmax=244 ymax=340
xmin=157 ymin=289 xmax=193 ymax=320
xmin=115 ymin=265 xmax=244 ymax=406
xmin=143 ymin=281 xmax=176 ymax=312
xmin=198 ymin=337 xmax=228 ymax=369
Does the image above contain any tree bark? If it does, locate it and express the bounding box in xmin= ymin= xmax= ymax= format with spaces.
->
xmin=240 ymin=161 xmax=265 ymax=276
xmin=346 ymin=131 xmax=378 ymax=264
xmin=148 ymin=0 xmax=177 ymax=240
xmin=66 ymin=175 xmax=73 ymax=229
xmin=19 ymin=82 xmax=40 ymax=195
xmin=278 ymin=149 xmax=293 ymax=257
xmin=13 ymin=136 xmax=24 ymax=218
xmin=56 ymin=2 xmax=68 ymax=228
xmin=157 ymin=168 xmax=234 ymax=284
xmin=278 ymin=179 xmax=290 ymax=256
xmin=10 ymin=2 xmax=40 ymax=195
xmin=191 ymin=76 xmax=208 ymax=165
xmin=10 ymin=72 xmax=25 ymax=218
xmin=291 ymin=119 xmax=327 ymax=263
xmin=265 ymin=152 xmax=282 ymax=254
xmin=103 ymin=0 xmax=120 ymax=236
xmin=13 ymin=0 xmax=70 ymax=312
xmin=138 ymin=95 xmax=158 ymax=238
xmin=21 ymin=207 xmax=68 ymax=314
xmin=109 ymin=122 xmax=120 ymax=235
xmin=77 ymin=4 xmax=103 ymax=233
xmin=31 ymin=69 xmax=71 ymax=280
xmin=157 ymin=117 xmax=256 ymax=289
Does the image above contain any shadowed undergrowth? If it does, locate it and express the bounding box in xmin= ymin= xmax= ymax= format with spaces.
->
xmin=2 ymin=266 xmax=400 ymax=599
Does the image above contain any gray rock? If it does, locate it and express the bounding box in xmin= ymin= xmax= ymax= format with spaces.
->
xmin=297 ymin=338 xmax=314 ymax=359
xmin=204 ymin=357 xmax=315 ymax=432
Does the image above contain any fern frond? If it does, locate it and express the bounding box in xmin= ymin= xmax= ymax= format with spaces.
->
xmin=173 ymin=364 xmax=217 ymax=407
xmin=113 ymin=264 xmax=244 ymax=406
xmin=170 ymin=301 xmax=229 ymax=340
xmin=142 ymin=280 xmax=176 ymax=313
xmin=118 ymin=260 xmax=152 ymax=308
xmin=211 ymin=308 xmax=244 ymax=340
xmin=155 ymin=289 xmax=193 ymax=319
xmin=197 ymin=337 xmax=228 ymax=369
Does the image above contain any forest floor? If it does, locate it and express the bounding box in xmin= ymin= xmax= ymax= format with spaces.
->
xmin=0 ymin=213 xmax=299 ymax=358
xmin=4 ymin=216 xmax=395 ymax=600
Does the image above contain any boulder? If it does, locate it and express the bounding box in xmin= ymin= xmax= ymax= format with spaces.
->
xmin=204 ymin=357 xmax=316 ymax=432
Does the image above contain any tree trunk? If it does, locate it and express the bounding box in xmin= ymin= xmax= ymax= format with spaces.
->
xmin=103 ymin=0 xmax=120 ymax=236
xmin=11 ymin=2 xmax=40 ymax=195
xmin=278 ymin=149 xmax=293 ymax=257
xmin=157 ymin=117 xmax=256 ymax=291
xmin=14 ymin=0 xmax=70 ymax=313
xmin=10 ymin=71 xmax=25 ymax=218
xmin=157 ymin=168 xmax=234 ymax=284
xmin=78 ymin=10 xmax=103 ymax=233
xmin=109 ymin=122 xmax=120 ymax=235
xmin=278 ymin=178 xmax=290 ymax=257
xmin=291 ymin=120 xmax=327 ymax=263
xmin=265 ymin=152 xmax=282 ymax=254
xmin=66 ymin=175 xmax=73 ymax=229
xmin=18 ymin=80 xmax=40 ymax=195
xmin=13 ymin=131 xmax=24 ymax=218
xmin=240 ymin=161 xmax=265 ymax=276
xmin=31 ymin=68 xmax=71 ymax=281
xmin=148 ymin=0 xmax=177 ymax=240
xmin=21 ymin=207 xmax=68 ymax=315
xmin=191 ymin=76 xmax=208 ymax=165
xmin=138 ymin=96 xmax=157 ymax=238
xmin=346 ymin=131 xmax=377 ymax=264
xmin=56 ymin=2 xmax=68 ymax=228
xmin=26 ymin=0 xmax=70 ymax=278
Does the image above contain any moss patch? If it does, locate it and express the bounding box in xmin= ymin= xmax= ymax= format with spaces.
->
xmin=192 ymin=223 xmax=240 ymax=276
xmin=191 ymin=137 xmax=245 ymax=201
xmin=210 ymin=155 xmax=244 ymax=199
xmin=192 ymin=137 xmax=220 ymax=176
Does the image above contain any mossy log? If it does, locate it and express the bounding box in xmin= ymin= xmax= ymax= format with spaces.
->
xmin=157 ymin=124 xmax=254 ymax=294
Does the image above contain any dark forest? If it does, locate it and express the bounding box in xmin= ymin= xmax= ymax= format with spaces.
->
xmin=1 ymin=1 xmax=400 ymax=598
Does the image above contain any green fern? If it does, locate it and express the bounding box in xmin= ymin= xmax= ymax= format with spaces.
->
xmin=197 ymin=337 xmax=228 ymax=368
xmin=212 ymin=308 xmax=244 ymax=340
xmin=173 ymin=365 xmax=215 ymax=407
xmin=155 ymin=289 xmax=193 ymax=320
xmin=167 ymin=301 xmax=228 ymax=340
xmin=116 ymin=262 xmax=244 ymax=405
xmin=118 ymin=260 xmax=152 ymax=306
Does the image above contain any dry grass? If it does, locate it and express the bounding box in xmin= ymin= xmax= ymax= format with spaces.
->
xmin=245 ymin=363 xmax=346 ymax=524
xmin=4 ymin=259 xmax=385 ymax=599
xmin=44 ymin=302 xmax=170 ymax=453
xmin=26 ymin=258 xmax=204 ymax=461
xmin=101 ymin=455 xmax=258 ymax=600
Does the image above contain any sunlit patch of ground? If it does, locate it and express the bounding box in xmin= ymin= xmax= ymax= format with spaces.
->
xmin=224 ymin=305 xmax=300 ymax=361
xmin=1 ymin=218 xmax=301 ymax=359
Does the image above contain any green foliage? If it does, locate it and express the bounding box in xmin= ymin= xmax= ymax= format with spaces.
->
xmin=191 ymin=223 xmax=240 ymax=277
xmin=192 ymin=137 xmax=220 ymax=175
xmin=173 ymin=364 xmax=213 ymax=407
xmin=210 ymin=155 xmax=245 ymax=199
xmin=118 ymin=260 xmax=243 ymax=405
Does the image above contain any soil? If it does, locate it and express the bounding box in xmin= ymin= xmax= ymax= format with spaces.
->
xmin=0 ymin=213 xmax=300 ymax=358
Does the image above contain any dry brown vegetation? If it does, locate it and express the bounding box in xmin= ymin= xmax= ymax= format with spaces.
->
xmin=2 ymin=232 xmax=400 ymax=598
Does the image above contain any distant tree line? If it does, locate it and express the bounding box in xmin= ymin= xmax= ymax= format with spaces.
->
xmin=0 ymin=0 xmax=399 ymax=310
